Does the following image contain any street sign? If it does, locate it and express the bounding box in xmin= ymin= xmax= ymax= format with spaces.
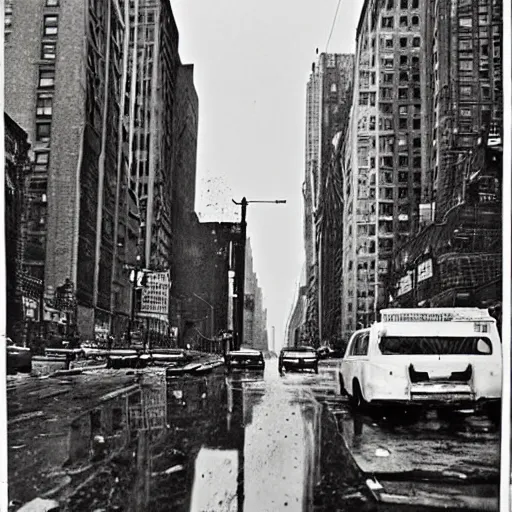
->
xmin=141 ymin=271 xmax=171 ymax=316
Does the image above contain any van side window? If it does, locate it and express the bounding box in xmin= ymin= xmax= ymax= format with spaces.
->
xmin=359 ymin=332 xmax=370 ymax=355
xmin=351 ymin=332 xmax=369 ymax=356
xmin=348 ymin=334 xmax=360 ymax=356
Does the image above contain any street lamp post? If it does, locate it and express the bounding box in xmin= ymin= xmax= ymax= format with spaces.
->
xmin=193 ymin=293 xmax=214 ymax=340
xmin=232 ymin=198 xmax=286 ymax=350
xmin=128 ymin=254 xmax=142 ymax=347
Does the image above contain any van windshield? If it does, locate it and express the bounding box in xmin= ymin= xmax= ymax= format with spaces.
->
xmin=379 ymin=336 xmax=493 ymax=355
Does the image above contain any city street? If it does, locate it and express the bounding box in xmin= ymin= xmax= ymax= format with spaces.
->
xmin=7 ymin=357 xmax=500 ymax=511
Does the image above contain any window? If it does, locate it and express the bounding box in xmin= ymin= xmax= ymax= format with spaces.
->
xmin=331 ymin=83 xmax=337 ymax=93
xmin=460 ymin=60 xmax=473 ymax=71
xmin=412 ymin=15 xmax=419 ymax=25
xmin=412 ymin=56 xmax=419 ymax=67
xmin=36 ymin=122 xmax=51 ymax=141
xmin=398 ymin=88 xmax=408 ymax=100
xmin=400 ymin=55 xmax=408 ymax=66
xmin=400 ymin=0 xmax=408 ymax=8
xmin=460 ymin=108 xmax=472 ymax=117
xmin=383 ymin=72 xmax=394 ymax=84
xmin=459 ymin=17 xmax=472 ymax=28
xmin=379 ymin=336 xmax=492 ymax=356
xmin=400 ymin=37 xmax=408 ymax=48
xmin=412 ymin=36 xmax=420 ymax=47
xmin=387 ymin=0 xmax=394 ymax=8
xmin=399 ymin=71 xmax=409 ymax=82
xmin=35 ymin=152 xmax=50 ymax=171
xmin=38 ymin=70 xmax=55 ymax=88
xmin=459 ymin=39 xmax=473 ymax=51
xmin=460 ymin=85 xmax=472 ymax=97
xmin=43 ymin=15 xmax=58 ymax=36
xmin=399 ymin=155 xmax=409 ymax=167
xmin=5 ymin=2 xmax=12 ymax=30
xmin=36 ymin=95 xmax=53 ymax=116
xmin=412 ymin=0 xmax=419 ymax=7
xmin=41 ymin=42 xmax=56 ymax=60
xmin=385 ymin=36 xmax=394 ymax=48
xmin=413 ymin=156 xmax=421 ymax=168
xmin=46 ymin=0 xmax=59 ymax=5
xmin=400 ymin=15 xmax=408 ymax=27
xmin=413 ymin=87 xmax=421 ymax=99
xmin=382 ymin=16 xmax=394 ymax=28
xmin=399 ymin=105 xmax=408 ymax=116
xmin=413 ymin=118 xmax=421 ymax=129
xmin=413 ymin=137 xmax=421 ymax=148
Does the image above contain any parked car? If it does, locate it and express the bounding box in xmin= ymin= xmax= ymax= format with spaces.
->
xmin=7 ymin=343 xmax=32 ymax=373
xmin=225 ymin=349 xmax=265 ymax=373
xmin=279 ymin=346 xmax=319 ymax=374
xmin=338 ymin=308 xmax=502 ymax=420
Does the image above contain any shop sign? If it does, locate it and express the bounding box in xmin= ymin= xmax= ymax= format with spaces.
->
xmin=417 ymin=259 xmax=433 ymax=283
xmin=396 ymin=272 xmax=413 ymax=297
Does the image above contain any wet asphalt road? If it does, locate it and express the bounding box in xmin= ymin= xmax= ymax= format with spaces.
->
xmin=7 ymin=356 xmax=501 ymax=511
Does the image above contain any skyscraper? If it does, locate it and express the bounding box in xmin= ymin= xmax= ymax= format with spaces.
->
xmin=341 ymin=0 xmax=424 ymax=339
xmin=303 ymin=53 xmax=354 ymax=346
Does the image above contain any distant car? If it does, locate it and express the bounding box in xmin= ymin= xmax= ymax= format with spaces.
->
xmin=225 ymin=349 xmax=265 ymax=373
xmin=279 ymin=346 xmax=319 ymax=374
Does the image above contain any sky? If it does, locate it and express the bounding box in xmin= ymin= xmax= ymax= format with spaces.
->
xmin=171 ymin=0 xmax=364 ymax=350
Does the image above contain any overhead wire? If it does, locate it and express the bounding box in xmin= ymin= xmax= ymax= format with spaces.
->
xmin=325 ymin=0 xmax=343 ymax=53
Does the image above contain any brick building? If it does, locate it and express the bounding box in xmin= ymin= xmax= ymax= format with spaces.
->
xmin=4 ymin=0 xmax=193 ymax=341
xmin=4 ymin=114 xmax=31 ymax=340
xmin=341 ymin=0 xmax=424 ymax=340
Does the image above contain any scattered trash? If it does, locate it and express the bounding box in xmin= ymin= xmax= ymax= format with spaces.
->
xmin=442 ymin=470 xmax=467 ymax=479
xmin=8 ymin=410 xmax=44 ymax=425
xmin=343 ymin=491 xmax=367 ymax=501
xmin=375 ymin=447 xmax=390 ymax=457
xmin=366 ymin=478 xmax=383 ymax=491
xmin=17 ymin=497 xmax=60 ymax=511
xmin=11 ymin=444 xmax=26 ymax=450
xmin=152 ymin=464 xmax=184 ymax=477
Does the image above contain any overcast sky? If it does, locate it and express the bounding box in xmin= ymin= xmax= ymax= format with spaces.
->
xmin=171 ymin=0 xmax=364 ymax=350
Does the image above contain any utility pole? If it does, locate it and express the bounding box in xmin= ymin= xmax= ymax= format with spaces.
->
xmin=232 ymin=198 xmax=286 ymax=350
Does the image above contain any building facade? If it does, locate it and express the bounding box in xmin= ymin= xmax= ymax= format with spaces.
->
xmin=303 ymin=53 xmax=354 ymax=347
xmin=4 ymin=0 xmax=189 ymax=341
xmin=243 ymin=238 xmax=268 ymax=351
xmin=387 ymin=0 xmax=503 ymax=313
xmin=341 ymin=0 xmax=424 ymax=340
xmin=5 ymin=114 xmax=31 ymax=341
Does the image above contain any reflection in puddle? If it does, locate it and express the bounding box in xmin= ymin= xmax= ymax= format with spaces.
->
xmin=60 ymin=365 xmax=323 ymax=511
xmin=189 ymin=448 xmax=238 ymax=512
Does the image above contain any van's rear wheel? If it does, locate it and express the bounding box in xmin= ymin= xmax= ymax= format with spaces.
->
xmin=339 ymin=374 xmax=347 ymax=396
xmin=350 ymin=380 xmax=365 ymax=409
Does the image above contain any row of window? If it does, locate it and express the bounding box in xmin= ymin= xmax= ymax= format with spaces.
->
xmin=382 ymin=15 xmax=421 ymax=30
xmin=386 ymin=0 xmax=420 ymax=10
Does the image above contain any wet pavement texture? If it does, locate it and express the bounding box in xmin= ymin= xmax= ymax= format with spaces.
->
xmin=7 ymin=358 xmax=501 ymax=511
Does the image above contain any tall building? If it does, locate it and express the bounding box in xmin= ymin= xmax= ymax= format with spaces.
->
xmin=243 ymin=238 xmax=267 ymax=351
xmin=4 ymin=0 xmax=185 ymax=340
xmin=387 ymin=0 xmax=503 ymax=311
xmin=5 ymin=114 xmax=31 ymax=340
xmin=420 ymin=0 xmax=503 ymax=222
xmin=303 ymin=53 xmax=354 ymax=346
xmin=129 ymin=0 xmax=180 ymax=272
xmin=341 ymin=0 xmax=424 ymax=340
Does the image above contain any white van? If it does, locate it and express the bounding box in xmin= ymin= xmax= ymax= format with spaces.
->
xmin=339 ymin=308 xmax=501 ymax=416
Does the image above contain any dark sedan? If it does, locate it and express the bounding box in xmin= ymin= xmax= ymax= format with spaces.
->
xmin=279 ymin=346 xmax=319 ymax=374
xmin=225 ymin=349 xmax=265 ymax=373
